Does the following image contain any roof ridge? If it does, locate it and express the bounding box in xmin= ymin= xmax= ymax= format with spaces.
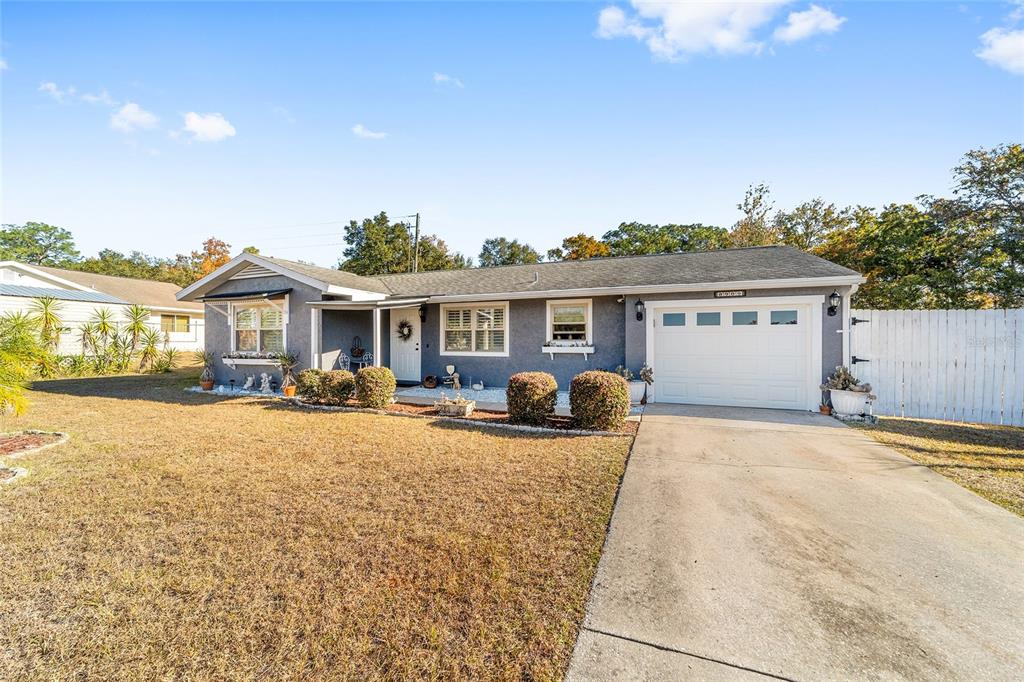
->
xmin=376 ymin=245 xmax=790 ymax=279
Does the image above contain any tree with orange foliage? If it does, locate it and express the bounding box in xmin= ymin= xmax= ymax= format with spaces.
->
xmin=546 ymin=233 xmax=610 ymax=261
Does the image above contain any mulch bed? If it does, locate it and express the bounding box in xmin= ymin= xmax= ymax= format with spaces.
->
xmin=0 ymin=432 xmax=63 ymax=457
xmin=0 ymin=467 xmax=18 ymax=481
xmin=311 ymin=399 xmax=640 ymax=435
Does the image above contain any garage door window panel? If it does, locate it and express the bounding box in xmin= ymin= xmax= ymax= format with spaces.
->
xmin=732 ymin=311 xmax=758 ymax=326
xmin=696 ymin=312 xmax=721 ymax=326
xmin=771 ymin=310 xmax=799 ymax=325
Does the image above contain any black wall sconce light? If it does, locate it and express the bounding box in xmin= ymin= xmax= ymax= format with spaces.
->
xmin=635 ymin=299 xmax=645 ymax=321
xmin=827 ymin=290 xmax=841 ymax=317
xmin=418 ymin=303 xmax=428 ymax=323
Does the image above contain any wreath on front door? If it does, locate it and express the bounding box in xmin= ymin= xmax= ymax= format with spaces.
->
xmin=397 ymin=319 xmax=414 ymax=342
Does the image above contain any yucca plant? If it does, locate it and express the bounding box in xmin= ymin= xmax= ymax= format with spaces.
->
xmin=0 ymin=312 xmax=43 ymax=416
xmin=195 ymin=350 xmax=216 ymax=385
xmin=108 ymin=332 xmax=133 ymax=373
xmin=30 ymin=296 xmax=64 ymax=353
xmin=137 ymin=328 xmax=162 ymax=372
xmin=154 ymin=347 xmax=180 ymax=373
xmin=79 ymin=322 xmax=99 ymax=357
xmin=123 ymin=304 xmax=150 ymax=357
xmin=34 ymin=352 xmax=61 ymax=379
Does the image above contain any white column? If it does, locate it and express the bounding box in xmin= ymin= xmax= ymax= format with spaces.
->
xmin=310 ymin=308 xmax=322 ymax=370
xmin=372 ymin=308 xmax=382 ymax=366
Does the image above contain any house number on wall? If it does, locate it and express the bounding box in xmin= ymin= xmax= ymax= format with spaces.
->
xmin=714 ymin=290 xmax=746 ymax=298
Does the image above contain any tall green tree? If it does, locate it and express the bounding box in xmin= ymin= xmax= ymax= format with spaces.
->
xmin=729 ymin=184 xmax=779 ymax=247
xmin=478 ymin=238 xmax=541 ymax=266
xmin=0 ymin=222 xmax=80 ymax=265
xmin=951 ymin=143 xmax=1023 ymax=306
xmin=774 ymin=199 xmax=852 ymax=251
xmin=601 ymin=223 xmax=729 ymax=256
xmin=546 ymin=233 xmax=611 ymax=261
xmin=339 ymin=212 xmax=468 ymax=275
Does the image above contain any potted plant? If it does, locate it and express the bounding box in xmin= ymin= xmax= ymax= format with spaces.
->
xmin=277 ymin=351 xmax=301 ymax=397
xmin=434 ymin=391 xmax=475 ymax=417
xmin=821 ymin=366 xmax=875 ymax=416
xmin=614 ymin=365 xmax=650 ymax=404
xmin=196 ymin=350 xmax=216 ymax=391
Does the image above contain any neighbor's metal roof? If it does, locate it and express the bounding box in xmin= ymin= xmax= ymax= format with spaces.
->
xmin=0 ymin=284 xmax=127 ymax=304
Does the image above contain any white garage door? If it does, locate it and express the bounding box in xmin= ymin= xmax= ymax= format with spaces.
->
xmin=651 ymin=301 xmax=817 ymax=410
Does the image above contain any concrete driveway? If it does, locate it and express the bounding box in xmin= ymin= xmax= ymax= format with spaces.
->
xmin=569 ymin=404 xmax=1024 ymax=681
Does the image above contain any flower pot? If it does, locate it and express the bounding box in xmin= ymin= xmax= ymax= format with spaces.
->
xmin=200 ymin=379 xmax=215 ymax=391
xmin=818 ymin=404 xmax=832 ymax=415
xmin=829 ymin=389 xmax=869 ymax=416
xmin=629 ymin=380 xmax=647 ymax=405
xmin=283 ymin=385 xmax=296 ymax=397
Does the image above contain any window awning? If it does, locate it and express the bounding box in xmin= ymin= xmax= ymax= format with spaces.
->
xmin=198 ymin=288 xmax=292 ymax=302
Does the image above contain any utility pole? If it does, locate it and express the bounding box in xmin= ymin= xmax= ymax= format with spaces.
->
xmin=412 ymin=212 xmax=421 ymax=273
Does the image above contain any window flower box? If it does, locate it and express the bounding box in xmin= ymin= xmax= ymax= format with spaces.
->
xmin=541 ymin=344 xmax=595 ymax=360
xmin=221 ymin=352 xmax=282 ymax=369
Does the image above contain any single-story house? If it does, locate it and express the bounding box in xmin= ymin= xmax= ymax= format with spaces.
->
xmin=0 ymin=261 xmax=205 ymax=353
xmin=177 ymin=246 xmax=864 ymax=411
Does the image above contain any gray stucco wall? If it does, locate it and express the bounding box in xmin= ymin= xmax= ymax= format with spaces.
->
xmin=321 ymin=309 xmax=373 ymax=370
xmin=623 ymin=285 xmax=852 ymax=382
xmin=204 ymin=275 xmax=320 ymax=385
xmin=419 ymin=296 xmax=627 ymax=390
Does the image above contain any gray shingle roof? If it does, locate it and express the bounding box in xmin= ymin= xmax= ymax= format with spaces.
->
xmin=261 ymin=256 xmax=393 ymax=294
xmin=374 ymin=246 xmax=860 ymax=297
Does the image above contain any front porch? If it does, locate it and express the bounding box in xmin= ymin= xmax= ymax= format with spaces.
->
xmin=309 ymin=299 xmax=426 ymax=378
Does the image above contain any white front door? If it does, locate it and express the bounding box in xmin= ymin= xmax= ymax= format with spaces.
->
xmin=649 ymin=298 xmax=821 ymax=411
xmin=389 ymin=308 xmax=421 ymax=382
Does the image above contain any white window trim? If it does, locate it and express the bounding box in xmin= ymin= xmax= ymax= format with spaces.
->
xmin=160 ymin=313 xmax=192 ymax=334
xmin=228 ymin=297 xmax=289 ymax=353
xmin=544 ymin=298 xmax=593 ymax=346
xmin=439 ymin=301 xmax=510 ymax=358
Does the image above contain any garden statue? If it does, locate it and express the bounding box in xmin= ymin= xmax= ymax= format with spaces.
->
xmin=242 ymin=375 xmax=255 ymax=391
xmin=451 ymin=372 xmax=461 ymax=390
xmin=259 ymin=373 xmax=273 ymax=393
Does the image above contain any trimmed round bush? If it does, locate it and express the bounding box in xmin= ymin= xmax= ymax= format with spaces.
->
xmin=355 ymin=366 xmax=396 ymax=408
xmin=506 ymin=372 xmax=558 ymax=425
xmin=321 ymin=370 xmax=356 ymax=405
xmin=296 ymin=368 xmax=325 ymax=402
xmin=570 ymin=370 xmax=630 ymax=431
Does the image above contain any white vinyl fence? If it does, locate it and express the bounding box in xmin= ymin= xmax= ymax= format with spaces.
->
xmin=849 ymin=309 xmax=1024 ymax=426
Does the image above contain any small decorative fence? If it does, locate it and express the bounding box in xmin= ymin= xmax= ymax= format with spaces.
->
xmin=849 ymin=309 xmax=1024 ymax=426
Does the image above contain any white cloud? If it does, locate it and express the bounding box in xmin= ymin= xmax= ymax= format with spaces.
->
xmin=596 ymin=1 xmax=788 ymax=60
xmin=182 ymin=112 xmax=236 ymax=142
xmin=977 ymin=27 xmax=1024 ymax=74
xmin=351 ymin=123 xmax=387 ymax=139
xmin=81 ymin=89 xmax=117 ymax=106
xmin=0 ymin=59 xmax=8 ymax=71
xmin=39 ymin=81 xmax=76 ymax=103
xmin=433 ymin=72 xmax=464 ymax=88
xmin=774 ymin=5 xmax=846 ymax=43
xmin=110 ymin=102 xmax=159 ymax=132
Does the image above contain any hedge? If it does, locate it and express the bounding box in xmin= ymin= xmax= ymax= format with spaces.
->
xmin=506 ymin=372 xmax=558 ymax=425
xmin=355 ymin=366 xmax=397 ymax=409
xmin=297 ymin=368 xmax=355 ymax=405
xmin=570 ymin=370 xmax=630 ymax=431
xmin=296 ymin=369 xmax=325 ymax=403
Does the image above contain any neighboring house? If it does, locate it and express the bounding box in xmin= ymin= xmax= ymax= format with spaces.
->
xmin=0 ymin=261 xmax=205 ymax=353
xmin=178 ymin=247 xmax=864 ymax=411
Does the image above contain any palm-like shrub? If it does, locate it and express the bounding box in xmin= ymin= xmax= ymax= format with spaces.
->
xmin=506 ymin=372 xmax=558 ymax=425
xmin=138 ymin=328 xmax=162 ymax=372
xmin=30 ymin=296 xmax=64 ymax=353
xmin=569 ymin=370 xmax=630 ymax=431
xmin=0 ymin=312 xmax=43 ymax=415
xmin=154 ymin=347 xmax=180 ymax=373
xmin=123 ymin=304 xmax=150 ymax=357
xmin=355 ymin=366 xmax=396 ymax=408
xmin=195 ymin=350 xmax=215 ymax=382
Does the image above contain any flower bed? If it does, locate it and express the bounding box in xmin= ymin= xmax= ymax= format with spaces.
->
xmin=0 ymin=431 xmax=68 ymax=458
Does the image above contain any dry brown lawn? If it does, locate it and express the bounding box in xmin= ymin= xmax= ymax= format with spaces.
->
xmin=854 ymin=417 xmax=1024 ymax=516
xmin=0 ymin=372 xmax=632 ymax=680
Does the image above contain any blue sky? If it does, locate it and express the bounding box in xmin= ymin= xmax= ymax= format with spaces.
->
xmin=2 ymin=1 xmax=1022 ymax=268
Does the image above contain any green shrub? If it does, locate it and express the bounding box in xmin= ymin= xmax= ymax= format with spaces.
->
xmin=570 ymin=370 xmax=630 ymax=431
xmin=506 ymin=372 xmax=558 ymax=425
xmin=322 ymin=370 xmax=356 ymax=405
xmin=296 ymin=368 xmax=325 ymax=402
xmin=355 ymin=366 xmax=396 ymax=408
